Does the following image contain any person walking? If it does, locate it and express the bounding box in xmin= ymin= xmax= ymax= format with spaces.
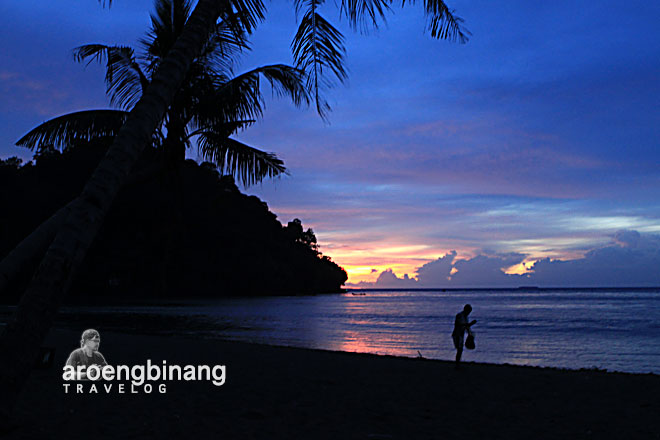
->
xmin=452 ymin=304 xmax=476 ymax=367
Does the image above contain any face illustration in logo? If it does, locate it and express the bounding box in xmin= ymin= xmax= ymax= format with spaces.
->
xmin=81 ymin=329 xmax=101 ymax=352
xmin=64 ymin=329 xmax=108 ymax=380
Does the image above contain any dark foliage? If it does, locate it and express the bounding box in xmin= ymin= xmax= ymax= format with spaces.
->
xmin=0 ymin=143 xmax=347 ymax=303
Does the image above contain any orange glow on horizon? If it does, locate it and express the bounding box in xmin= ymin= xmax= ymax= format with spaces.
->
xmin=279 ymin=212 xmax=600 ymax=285
xmin=323 ymin=242 xmax=581 ymax=285
xmin=503 ymin=260 xmax=535 ymax=275
xmin=320 ymin=244 xmax=471 ymax=284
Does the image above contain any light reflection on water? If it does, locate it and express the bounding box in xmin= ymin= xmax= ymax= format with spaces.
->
xmin=188 ymin=289 xmax=660 ymax=374
xmin=3 ymin=288 xmax=656 ymax=374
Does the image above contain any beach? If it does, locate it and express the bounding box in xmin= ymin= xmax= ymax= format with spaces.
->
xmin=5 ymin=328 xmax=660 ymax=439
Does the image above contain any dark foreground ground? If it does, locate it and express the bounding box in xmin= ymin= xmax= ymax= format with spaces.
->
xmin=6 ymin=329 xmax=660 ymax=439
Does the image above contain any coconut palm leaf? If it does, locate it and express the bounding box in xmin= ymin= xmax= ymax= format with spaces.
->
xmin=187 ymin=120 xmax=255 ymax=140
xmin=401 ymin=0 xmax=470 ymax=42
xmin=15 ymin=110 xmax=129 ymax=151
xmin=73 ymin=44 xmax=149 ymax=110
xmin=142 ymin=0 xmax=195 ymax=73
xmin=224 ymin=0 xmax=266 ymax=35
xmin=196 ymin=19 xmax=250 ymax=77
xmin=193 ymin=64 xmax=311 ymax=129
xmin=337 ymin=0 xmax=391 ymax=32
xmin=291 ymin=1 xmax=347 ymax=119
xmin=142 ymin=0 xmax=252 ymax=79
xmin=197 ymin=133 xmax=287 ymax=185
xmin=256 ymin=64 xmax=312 ymax=107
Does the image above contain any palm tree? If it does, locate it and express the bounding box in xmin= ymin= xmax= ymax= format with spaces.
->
xmin=0 ymin=0 xmax=469 ymax=420
xmin=8 ymin=0 xmax=313 ymax=297
xmin=17 ymin=0 xmax=312 ymax=186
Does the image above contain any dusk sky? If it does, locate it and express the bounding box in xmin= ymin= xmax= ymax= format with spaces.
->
xmin=1 ymin=1 xmax=659 ymax=287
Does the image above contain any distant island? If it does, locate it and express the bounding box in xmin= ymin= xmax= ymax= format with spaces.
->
xmin=0 ymin=140 xmax=347 ymax=303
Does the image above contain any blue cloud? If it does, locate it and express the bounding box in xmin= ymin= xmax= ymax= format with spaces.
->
xmin=353 ymin=231 xmax=660 ymax=288
xmin=528 ymin=231 xmax=660 ymax=287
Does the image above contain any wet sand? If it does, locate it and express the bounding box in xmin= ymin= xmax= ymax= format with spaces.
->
xmin=6 ymin=328 xmax=660 ymax=439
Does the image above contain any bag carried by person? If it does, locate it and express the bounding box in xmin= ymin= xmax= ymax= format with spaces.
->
xmin=465 ymin=333 xmax=475 ymax=350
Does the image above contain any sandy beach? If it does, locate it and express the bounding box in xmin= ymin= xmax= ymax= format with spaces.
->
xmin=5 ymin=328 xmax=659 ymax=439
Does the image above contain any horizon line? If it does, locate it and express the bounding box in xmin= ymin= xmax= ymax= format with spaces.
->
xmin=344 ymin=286 xmax=660 ymax=292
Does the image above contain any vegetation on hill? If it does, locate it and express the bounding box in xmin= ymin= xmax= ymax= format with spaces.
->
xmin=0 ymin=143 xmax=347 ymax=302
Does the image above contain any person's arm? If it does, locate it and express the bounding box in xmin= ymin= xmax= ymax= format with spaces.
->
xmin=65 ymin=352 xmax=77 ymax=368
xmin=466 ymin=320 xmax=477 ymax=337
xmin=96 ymin=353 xmax=108 ymax=367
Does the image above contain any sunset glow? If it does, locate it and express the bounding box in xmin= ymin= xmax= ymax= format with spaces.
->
xmin=503 ymin=261 xmax=536 ymax=276
xmin=319 ymin=242 xmax=440 ymax=284
xmin=2 ymin=1 xmax=659 ymax=289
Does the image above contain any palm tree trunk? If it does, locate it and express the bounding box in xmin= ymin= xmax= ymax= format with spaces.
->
xmin=161 ymin=112 xmax=187 ymax=295
xmin=0 ymin=0 xmax=229 ymax=420
xmin=0 ymin=200 xmax=75 ymax=297
xmin=0 ymin=161 xmax=164 ymax=299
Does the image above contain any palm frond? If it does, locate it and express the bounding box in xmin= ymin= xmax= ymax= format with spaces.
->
xmin=193 ymin=64 xmax=310 ymax=129
xmin=142 ymin=0 xmax=254 ymax=77
xmin=197 ymin=133 xmax=287 ymax=186
xmin=338 ymin=0 xmax=391 ymax=33
xmin=73 ymin=44 xmax=149 ymax=109
xmin=402 ymin=0 xmax=470 ymax=42
xmin=203 ymin=68 xmax=263 ymax=123
xmin=257 ymin=64 xmax=312 ymax=107
xmin=225 ymin=0 xmax=266 ymax=34
xmin=16 ymin=110 xmax=129 ymax=151
xmin=197 ymin=18 xmax=251 ymax=78
xmin=291 ymin=3 xmax=347 ymax=118
xmin=143 ymin=0 xmax=194 ymax=67
xmin=187 ymin=119 xmax=256 ymax=139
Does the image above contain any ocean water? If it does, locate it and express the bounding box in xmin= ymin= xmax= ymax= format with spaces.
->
xmin=4 ymin=288 xmax=659 ymax=374
xmin=177 ymin=288 xmax=660 ymax=374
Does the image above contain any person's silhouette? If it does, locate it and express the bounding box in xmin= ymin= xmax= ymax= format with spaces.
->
xmin=452 ymin=304 xmax=476 ymax=367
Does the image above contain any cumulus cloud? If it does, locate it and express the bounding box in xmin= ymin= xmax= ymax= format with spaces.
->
xmin=374 ymin=269 xmax=419 ymax=288
xmin=528 ymin=230 xmax=660 ymax=287
xmin=441 ymin=253 xmax=527 ymax=287
xmin=613 ymin=229 xmax=642 ymax=247
xmin=349 ymin=269 xmax=418 ymax=288
xmin=414 ymin=251 xmax=457 ymax=286
xmin=413 ymin=251 xmax=527 ymax=287
xmin=349 ymin=230 xmax=660 ymax=288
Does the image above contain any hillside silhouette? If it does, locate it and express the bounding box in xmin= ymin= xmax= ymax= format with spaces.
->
xmin=0 ymin=141 xmax=347 ymax=303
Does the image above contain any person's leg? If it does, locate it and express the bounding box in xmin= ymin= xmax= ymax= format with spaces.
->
xmin=453 ymin=334 xmax=463 ymax=364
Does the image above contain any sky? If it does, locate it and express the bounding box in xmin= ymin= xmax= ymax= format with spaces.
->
xmin=1 ymin=1 xmax=659 ymax=287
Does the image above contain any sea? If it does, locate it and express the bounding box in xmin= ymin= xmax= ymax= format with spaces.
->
xmin=3 ymin=288 xmax=659 ymax=374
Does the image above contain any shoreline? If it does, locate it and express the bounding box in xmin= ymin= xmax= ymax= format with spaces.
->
xmin=70 ymin=327 xmax=660 ymax=377
xmin=5 ymin=328 xmax=660 ymax=439
xmin=3 ymin=318 xmax=658 ymax=376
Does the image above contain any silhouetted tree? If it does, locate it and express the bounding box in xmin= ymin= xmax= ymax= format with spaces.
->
xmin=0 ymin=0 xmax=468 ymax=419
xmin=10 ymin=0 xmax=312 ymax=298
xmin=17 ymin=0 xmax=312 ymax=185
xmin=0 ymin=149 xmax=346 ymax=302
xmin=285 ymin=218 xmax=304 ymax=240
xmin=0 ymin=157 xmax=23 ymax=170
xmin=285 ymin=219 xmax=319 ymax=252
xmin=301 ymin=228 xmax=319 ymax=252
